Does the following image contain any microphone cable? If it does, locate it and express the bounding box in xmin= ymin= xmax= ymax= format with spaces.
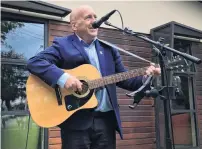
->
xmin=114 ymin=10 xmax=124 ymax=33
xmin=111 ymin=10 xmax=149 ymax=40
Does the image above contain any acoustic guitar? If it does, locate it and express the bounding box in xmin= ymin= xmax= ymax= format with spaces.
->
xmin=26 ymin=64 xmax=149 ymax=128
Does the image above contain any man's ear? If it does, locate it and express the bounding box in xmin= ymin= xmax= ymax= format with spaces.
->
xmin=71 ymin=21 xmax=77 ymax=31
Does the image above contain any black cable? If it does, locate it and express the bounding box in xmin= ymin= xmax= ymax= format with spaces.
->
xmin=112 ymin=10 xmax=151 ymax=39
xmin=114 ymin=10 xmax=124 ymax=32
xmin=25 ymin=112 xmax=31 ymax=149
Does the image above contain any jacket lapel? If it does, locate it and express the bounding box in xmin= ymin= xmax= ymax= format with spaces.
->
xmin=95 ymin=40 xmax=106 ymax=76
xmin=71 ymin=35 xmax=90 ymax=63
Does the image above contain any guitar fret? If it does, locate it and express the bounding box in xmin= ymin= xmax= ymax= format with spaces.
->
xmin=109 ymin=77 xmax=113 ymax=84
xmin=105 ymin=77 xmax=109 ymax=85
xmin=88 ymin=81 xmax=92 ymax=89
xmin=109 ymin=76 xmax=112 ymax=84
xmin=140 ymin=67 xmax=146 ymax=76
xmin=93 ymin=81 xmax=97 ymax=88
xmin=120 ymin=74 xmax=123 ymax=81
xmin=100 ymin=80 xmax=103 ymax=87
xmin=133 ymin=69 xmax=138 ymax=76
xmin=115 ymin=75 xmax=118 ymax=82
xmin=103 ymin=78 xmax=106 ymax=86
xmin=123 ymin=73 xmax=127 ymax=80
xmin=111 ymin=76 xmax=114 ymax=83
xmin=115 ymin=74 xmax=118 ymax=82
xmin=94 ymin=79 xmax=99 ymax=88
xmin=124 ymin=73 xmax=127 ymax=79
xmin=117 ymin=74 xmax=120 ymax=82
xmin=113 ymin=75 xmax=116 ymax=82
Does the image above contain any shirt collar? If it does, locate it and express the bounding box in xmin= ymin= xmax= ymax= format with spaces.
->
xmin=75 ymin=33 xmax=97 ymax=47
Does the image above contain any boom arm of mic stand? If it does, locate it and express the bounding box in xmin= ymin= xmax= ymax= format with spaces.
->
xmin=98 ymin=39 xmax=153 ymax=64
xmin=104 ymin=21 xmax=202 ymax=64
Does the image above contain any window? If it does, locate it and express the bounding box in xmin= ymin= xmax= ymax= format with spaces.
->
xmin=171 ymin=39 xmax=198 ymax=148
xmin=1 ymin=19 xmax=46 ymax=149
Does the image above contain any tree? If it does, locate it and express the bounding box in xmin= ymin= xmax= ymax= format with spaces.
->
xmin=1 ymin=21 xmax=24 ymax=45
xmin=1 ymin=50 xmax=27 ymax=111
xmin=1 ymin=21 xmax=27 ymax=110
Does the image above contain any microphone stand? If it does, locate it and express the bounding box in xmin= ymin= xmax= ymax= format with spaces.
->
xmin=104 ymin=21 xmax=201 ymax=149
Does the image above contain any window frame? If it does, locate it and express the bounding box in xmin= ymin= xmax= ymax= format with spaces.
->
xmin=1 ymin=12 xmax=49 ymax=149
xmin=169 ymin=38 xmax=200 ymax=148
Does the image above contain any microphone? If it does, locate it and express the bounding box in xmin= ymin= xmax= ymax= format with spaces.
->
xmin=145 ymin=89 xmax=159 ymax=98
xmin=128 ymin=89 xmax=159 ymax=109
xmin=92 ymin=10 xmax=116 ymax=28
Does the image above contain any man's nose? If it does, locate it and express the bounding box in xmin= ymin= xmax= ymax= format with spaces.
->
xmin=91 ymin=19 xmax=96 ymax=24
xmin=91 ymin=16 xmax=97 ymax=22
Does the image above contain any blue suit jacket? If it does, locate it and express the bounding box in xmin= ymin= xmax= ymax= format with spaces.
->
xmin=27 ymin=34 xmax=145 ymax=139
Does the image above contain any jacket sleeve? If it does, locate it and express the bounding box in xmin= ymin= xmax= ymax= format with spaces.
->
xmin=111 ymin=47 xmax=147 ymax=91
xmin=27 ymin=37 xmax=64 ymax=87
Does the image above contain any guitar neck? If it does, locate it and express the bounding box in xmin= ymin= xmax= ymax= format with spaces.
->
xmin=88 ymin=66 xmax=148 ymax=90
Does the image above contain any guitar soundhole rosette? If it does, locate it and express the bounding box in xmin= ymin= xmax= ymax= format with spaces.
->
xmin=73 ymin=80 xmax=90 ymax=98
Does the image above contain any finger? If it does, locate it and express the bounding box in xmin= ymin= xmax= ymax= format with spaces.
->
xmin=148 ymin=68 xmax=155 ymax=75
xmin=146 ymin=69 xmax=152 ymax=75
xmin=146 ymin=70 xmax=150 ymax=75
xmin=71 ymin=83 xmax=78 ymax=91
xmin=155 ymin=68 xmax=161 ymax=75
xmin=64 ymin=83 xmax=71 ymax=90
xmin=76 ymin=81 xmax=83 ymax=92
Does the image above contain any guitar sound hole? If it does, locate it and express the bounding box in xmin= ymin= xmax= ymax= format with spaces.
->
xmin=74 ymin=80 xmax=89 ymax=95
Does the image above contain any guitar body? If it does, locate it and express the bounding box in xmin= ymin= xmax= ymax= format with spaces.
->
xmin=26 ymin=64 xmax=100 ymax=128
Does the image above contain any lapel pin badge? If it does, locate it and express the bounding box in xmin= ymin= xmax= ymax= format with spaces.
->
xmin=100 ymin=51 xmax=103 ymax=54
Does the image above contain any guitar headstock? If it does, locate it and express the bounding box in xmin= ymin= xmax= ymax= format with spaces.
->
xmin=166 ymin=56 xmax=191 ymax=71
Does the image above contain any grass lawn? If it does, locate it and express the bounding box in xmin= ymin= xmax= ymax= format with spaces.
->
xmin=2 ymin=115 xmax=41 ymax=149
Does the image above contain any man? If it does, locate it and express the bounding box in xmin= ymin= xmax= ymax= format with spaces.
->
xmin=27 ymin=5 xmax=160 ymax=149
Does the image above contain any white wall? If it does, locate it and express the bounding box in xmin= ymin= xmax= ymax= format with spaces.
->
xmin=46 ymin=1 xmax=202 ymax=34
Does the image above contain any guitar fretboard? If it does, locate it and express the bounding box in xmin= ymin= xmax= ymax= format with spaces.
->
xmin=88 ymin=66 xmax=148 ymax=90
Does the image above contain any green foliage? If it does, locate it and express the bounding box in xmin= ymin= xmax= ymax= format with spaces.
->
xmin=1 ymin=50 xmax=27 ymax=110
xmin=1 ymin=49 xmax=24 ymax=59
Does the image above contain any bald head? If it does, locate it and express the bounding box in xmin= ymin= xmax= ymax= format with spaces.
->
xmin=70 ymin=5 xmax=95 ymax=23
xmin=69 ymin=5 xmax=98 ymax=44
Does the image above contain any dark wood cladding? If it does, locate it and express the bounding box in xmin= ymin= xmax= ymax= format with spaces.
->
xmin=48 ymin=20 xmax=154 ymax=149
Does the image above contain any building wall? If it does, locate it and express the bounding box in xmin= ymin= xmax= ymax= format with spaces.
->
xmin=45 ymin=1 xmax=202 ymax=34
xmin=192 ymin=43 xmax=202 ymax=148
xmin=47 ymin=21 xmax=155 ymax=149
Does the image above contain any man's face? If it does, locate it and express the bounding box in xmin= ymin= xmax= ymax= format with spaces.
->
xmin=73 ymin=8 xmax=98 ymax=41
